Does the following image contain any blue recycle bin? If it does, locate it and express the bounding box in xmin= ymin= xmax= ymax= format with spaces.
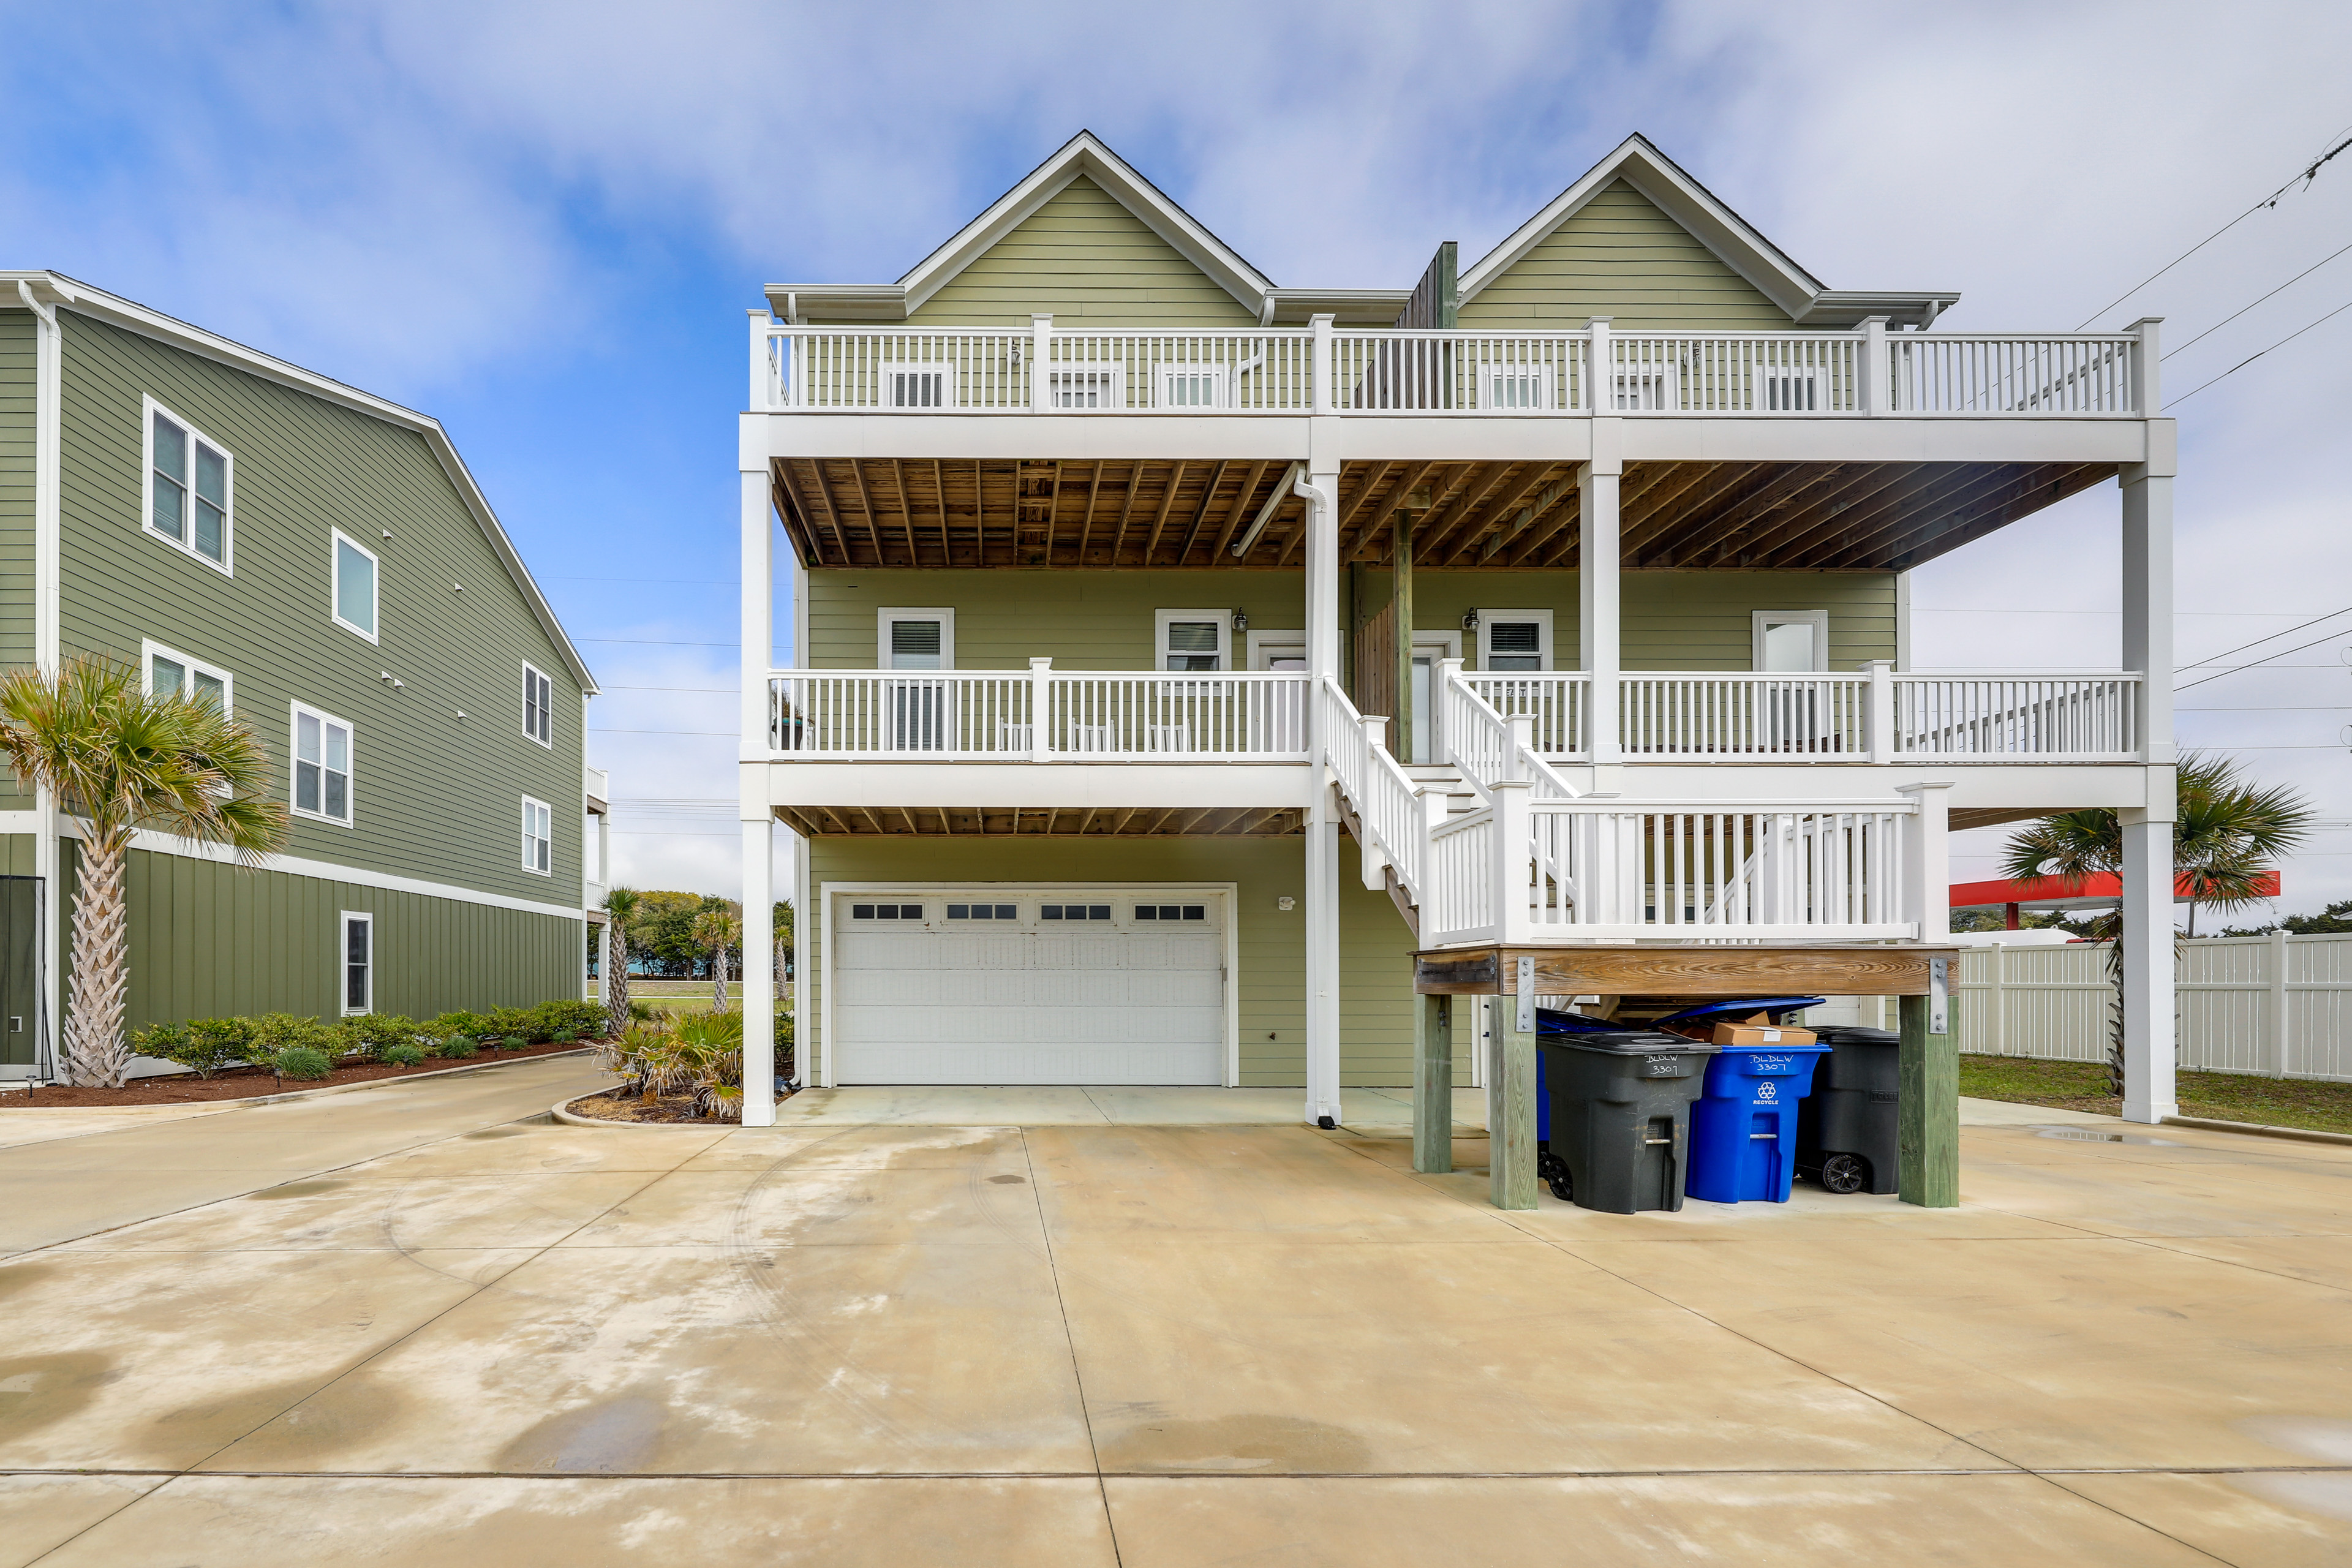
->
xmin=1686 ymin=1040 xmax=1831 ymax=1203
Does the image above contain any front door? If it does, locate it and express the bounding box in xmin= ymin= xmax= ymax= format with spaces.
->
xmin=0 ymin=876 xmax=43 ymax=1077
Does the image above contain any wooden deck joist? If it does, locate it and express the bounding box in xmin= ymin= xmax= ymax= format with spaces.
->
xmin=1412 ymin=943 xmax=1958 ymax=997
xmin=772 ymin=805 xmax=1302 ymax=839
xmin=772 ymin=458 xmax=2118 ymax=573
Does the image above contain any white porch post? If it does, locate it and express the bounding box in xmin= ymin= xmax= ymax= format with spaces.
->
xmin=2121 ymin=431 xmax=2177 ymax=1121
xmin=1578 ymin=373 xmax=1622 ymax=776
xmin=1302 ymin=460 xmax=1342 ymax=1127
xmin=740 ymin=455 xmax=778 ymax=1127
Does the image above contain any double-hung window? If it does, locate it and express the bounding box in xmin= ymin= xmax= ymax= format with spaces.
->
xmin=332 ymin=530 xmax=379 ymax=642
xmin=1476 ymin=610 xmax=1553 ymax=672
xmin=292 ymin=703 xmax=354 ymax=825
xmin=522 ymin=663 xmax=553 ymax=747
xmin=341 ymin=912 xmax=373 ymax=1015
xmin=521 ymin=796 xmax=552 ymax=875
xmin=143 ymin=398 xmax=232 ymax=571
xmin=1156 ymin=609 xmax=1229 ymax=672
xmin=143 ymin=640 xmax=230 ymax=711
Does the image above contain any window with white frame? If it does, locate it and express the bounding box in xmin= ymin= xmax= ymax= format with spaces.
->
xmin=341 ymin=911 xmax=373 ymax=1015
xmin=1760 ymin=365 xmax=1819 ymax=412
xmin=331 ymin=531 xmax=379 ymax=642
xmin=522 ymin=663 xmax=553 ymax=747
xmin=1048 ymin=363 xmax=1125 ymax=409
xmin=878 ymin=608 xmax=954 ymax=669
xmin=142 ymin=639 xmax=230 ymax=712
xmin=521 ymin=796 xmax=552 ymax=875
xmin=1611 ymin=362 xmax=1678 ymax=411
xmin=1476 ymin=609 xmax=1553 ymax=671
xmin=1156 ymin=609 xmax=1230 ymax=672
xmin=887 ymin=364 xmax=954 ymax=409
xmin=1483 ymin=368 xmax=1554 ymax=410
xmin=1153 ymin=363 xmax=1226 ymax=409
xmin=143 ymin=397 xmax=232 ymax=571
xmin=291 ymin=703 xmax=354 ymax=825
xmin=1752 ymin=610 xmax=1829 ymax=672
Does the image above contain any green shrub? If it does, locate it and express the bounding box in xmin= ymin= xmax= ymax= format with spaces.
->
xmin=434 ymin=1035 xmax=480 ymax=1060
xmin=134 ymin=1020 xmax=257 ymax=1080
xmin=628 ymin=998 xmax=657 ymax=1022
xmin=530 ymin=999 xmax=609 ymax=1041
xmin=342 ymin=1014 xmax=421 ymax=1060
xmin=426 ymin=1011 xmax=485 ymax=1042
xmin=381 ymin=1042 xmax=428 ymax=1067
xmin=252 ymin=1012 xmax=333 ymax=1058
xmin=274 ymin=1046 xmax=333 ymax=1081
xmin=480 ymin=1005 xmax=535 ymax=1044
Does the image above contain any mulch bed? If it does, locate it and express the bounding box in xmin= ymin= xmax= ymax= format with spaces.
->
xmin=564 ymin=1087 xmax=737 ymax=1125
xmin=7 ymin=1039 xmax=603 ymax=1106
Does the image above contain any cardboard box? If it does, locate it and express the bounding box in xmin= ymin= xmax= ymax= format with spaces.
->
xmin=1711 ymin=1022 xmax=1817 ymax=1047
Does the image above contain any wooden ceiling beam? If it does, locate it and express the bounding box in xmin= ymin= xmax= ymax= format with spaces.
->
xmin=1177 ymin=459 xmax=1231 ymax=564
xmin=1621 ymin=462 xmax=1764 ymax=562
xmin=1797 ymin=464 xmax=2015 ymax=568
xmin=1075 ymin=461 xmax=1103 ymax=564
xmin=1211 ymin=459 xmax=1270 ymax=560
xmin=1143 ymin=461 xmax=1189 ymax=564
xmin=1416 ymin=462 xmax=1515 ymax=560
xmin=1638 ymin=462 xmax=1855 ymax=567
xmin=1443 ymin=462 xmax=1562 ymax=565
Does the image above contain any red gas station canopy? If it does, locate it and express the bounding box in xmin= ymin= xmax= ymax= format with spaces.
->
xmin=1950 ymin=871 xmax=2280 ymax=910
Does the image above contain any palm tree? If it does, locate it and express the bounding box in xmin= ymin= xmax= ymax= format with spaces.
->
xmin=2001 ymin=752 xmax=2310 ymax=1097
xmin=0 ymin=657 xmax=287 ymax=1087
xmin=603 ymin=885 xmax=639 ymax=1035
xmin=690 ymin=907 xmax=742 ymax=1011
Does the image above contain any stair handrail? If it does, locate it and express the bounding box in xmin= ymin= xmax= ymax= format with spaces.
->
xmin=1435 ymin=660 xmax=1580 ymax=804
xmin=1317 ymin=679 xmax=1430 ymax=904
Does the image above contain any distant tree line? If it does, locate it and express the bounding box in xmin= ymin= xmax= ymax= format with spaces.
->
xmin=608 ymin=891 xmax=794 ymax=979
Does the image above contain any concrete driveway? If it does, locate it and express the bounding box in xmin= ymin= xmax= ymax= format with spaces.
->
xmin=3 ymin=1062 xmax=2350 ymax=1566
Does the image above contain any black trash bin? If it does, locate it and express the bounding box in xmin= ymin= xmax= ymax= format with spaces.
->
xmin=1536 ymin=1031 xmax=1720 ymax=1214
xmin=1795 ymin=1025 xmax=1901 ymax=1195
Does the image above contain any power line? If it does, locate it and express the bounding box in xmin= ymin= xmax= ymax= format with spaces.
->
xmin=590 ymin=728 xmax=735 ymax=736
xmin=577 ymin=637 xmax=742 ymax=648
xmin=597 ymin=685 xmax=737 ymax=693
xmin=2075 ymin=127 xmax=2352 ymax=329
xmin=2177 ymin=605 xmax=2352 ymax=673
xmin=2168 ymin=296 xmax=2352 ymax=405
xmin=2178 ymin=625 xmax=2352 ymax=692
xmin=2163 ymin=238 xmax=2352 ymax=360
xmin=546 ymin=576 xmax=733 ymax=586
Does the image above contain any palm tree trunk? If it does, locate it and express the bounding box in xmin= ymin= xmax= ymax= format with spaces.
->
xmin=65 ymin=828 xmax=132 ymax=1088
xmin=712 ymin=945 xmax=728 ymax=1011
xmin=605 ymin=922 xmax=631 ymax=1036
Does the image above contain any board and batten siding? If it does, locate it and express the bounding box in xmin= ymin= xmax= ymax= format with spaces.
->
xmin=1459 ymin=180 xmax=1796 ymax=330
xmin=53 ymin=841 xmax=580 ymax=1029
xmin=886 ymin=176 xmax=1258 ymax=330
xmin=55 ymin=312 xmax=585 ymax=910
xmin=801 ymin=834 xmax=1441 ymax=1088
xmin=807 ymin=567 xmax=1894 ymax=673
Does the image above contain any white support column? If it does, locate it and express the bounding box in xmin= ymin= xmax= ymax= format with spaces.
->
xmin=1864 ymin=660 xmax=1896 ymax=765
xmin=2120 ymin=428 xmax=2177 ymax=1124
xmin=1896 ymin=783 xmax=1952 ymax=941
xmin=1856 ymin=315 xmax=1889 ymax=416
xmin=1578 ymin=440 xmax=1623 ymax=774
xmin=741 ymin=816 xmax=776 ymax=1126
xmin=740 ymin=443 xmax=778 ymax=1126
xmin=18 ymin=282 xmax=62 ymax=1081
xmin=1357 ymin=715 xmax=1389 ymax=890
xmin=1309 ymin=314 xmax=1335 ymax=417
xmin=1299 ymin=461 xmax=1342 ymax=1128
xmin=1028 ymin=658 xmax=1053 ymax=763
xmin=748 ymin=309 xmax=775 ymax=411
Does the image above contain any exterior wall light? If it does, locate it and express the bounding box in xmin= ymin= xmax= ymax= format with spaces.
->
xmin=1462 ymin=609 xmax=1479 ymax=630
xmin=1232 ymin=609 xmax=1249 ymax=631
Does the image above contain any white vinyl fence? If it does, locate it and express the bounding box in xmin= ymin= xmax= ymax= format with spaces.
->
xmin=1955 ymin=932 xmax=2352 ymax=1083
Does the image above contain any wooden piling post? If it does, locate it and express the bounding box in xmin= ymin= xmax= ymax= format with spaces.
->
xmin=1414 ymin=991 xmax=1452 ymax=1174
xmin=1899 ymin=970 xmax=1959 ymax=1207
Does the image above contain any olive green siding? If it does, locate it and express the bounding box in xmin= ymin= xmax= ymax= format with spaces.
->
xmin=54 ymin=312 xmax=584 ymax=906
xmin=810 ymin=567 xmax=1894 ymax=673
xmin=50 ymin=840 xmax=579 ymax=1029
xmin=1458 ymin=181 xmax=1795 ymax=330
xmin=891 ymin=177 xmax=1257 ymax=329
xmin=0 ymin=835 xmax=33 ymax=876
xmin=808 ymin=569 xmax=1304 ymax=669
xmin=801 ymin=835 xmax=1447 ymax=1088
xmin=0 ymin=311 xmax=34 ymax=670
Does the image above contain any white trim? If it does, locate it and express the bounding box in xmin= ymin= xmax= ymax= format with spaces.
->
xmin=878 ymin=606 xmax=956 ymax=669
xmin=771 ymin=133 xmax=1276 ymax=321
xmin=1752 ymin=609 xmax=1831 ymax=673
xmin=138 ymin=638 xmax=233 ymax=714
xmin=1475 ymin=609 xmax=1554 ymax=671
xmin=330 ymin=529 xmax=380 ymax=643
xmin=521 ymin=794 xmax=553 ymax=876
xmin=0 ymin=812 xmax=587 ymax=921
xmin=139 ymin=394 xmax=234 ymax=576
xmin=521 ymin=661 xmax=554 ymax=748
xmin=1246 ymin=629 xmax=1308 ymax=670
xmin=885 ymin=363 xmax=959 ymax=410
xmin=1044 ymin=361 xmax=1126 ymax=410
xmin=288 ymin=700 xmax=356 ymax=827
xmin=339 ymin=909 xmax=374 ymax=1016
xmin=815 ymin=880 xmax=1240 ymax=1090
xmin=1156 ymin=608 xmax=1232 ymax=671
xmin=1480 ymin=364 xmax=1556 ymax=410
xmin=1152 ymin=362 xmax=1227 ymax=410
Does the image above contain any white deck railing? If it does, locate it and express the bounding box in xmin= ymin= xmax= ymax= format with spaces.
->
xmin=767 ymin=666 xmax=1309 ymax=759
xmin=1464 ymin=669 xmax=2142 ymax=763
xmin=1319 ymin=682 xmax=1430 ymax=901
xmin=756 ymin=318 xmax=2149 ymax=417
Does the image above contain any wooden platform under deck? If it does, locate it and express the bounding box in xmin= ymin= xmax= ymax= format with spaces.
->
xmin=1413 ymin=943 xmax=1959 ymax=998
xmin=770 ymin=456 xmax=2117 ymax=573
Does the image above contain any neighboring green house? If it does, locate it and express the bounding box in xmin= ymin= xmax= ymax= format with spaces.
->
xmin=734 ymin=131 xmax=2179 ymax=1135
xmin=2 ymin=273 xmax=600 ymax=1079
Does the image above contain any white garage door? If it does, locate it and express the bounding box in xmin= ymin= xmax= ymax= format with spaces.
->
xmin=832 ymin=890 xmax=1226 ymax=1085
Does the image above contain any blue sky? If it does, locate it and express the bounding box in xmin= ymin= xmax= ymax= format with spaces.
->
xmin=8 ymin=1 xmax=2352 ymax=916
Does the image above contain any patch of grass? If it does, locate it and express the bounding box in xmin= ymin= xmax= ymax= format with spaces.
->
xmin=1960 ymin=1054 xmax=2352 ymax=1136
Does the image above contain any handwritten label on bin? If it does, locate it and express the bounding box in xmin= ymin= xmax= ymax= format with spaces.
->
xmin=1642 ymin=1055 xmax=1685 ymax=1077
